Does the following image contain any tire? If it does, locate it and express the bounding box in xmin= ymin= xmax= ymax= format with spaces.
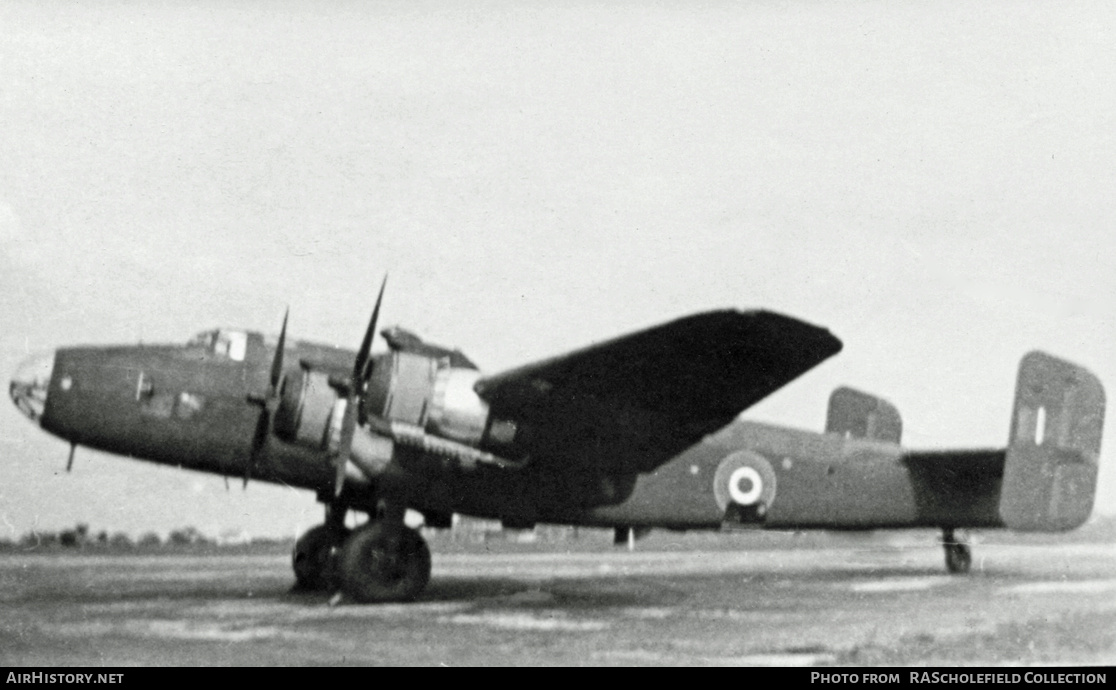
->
xmin=945 ymin=543 xmax=972 ymax=575
xmin=292 ymin=525 xmax=349 ymax=591
xmin=337 ymin=522 xmax=431 ymax=603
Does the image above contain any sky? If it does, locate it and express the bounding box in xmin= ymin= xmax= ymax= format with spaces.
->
xmin=0 ymin=1 xmax=1113 ymax=539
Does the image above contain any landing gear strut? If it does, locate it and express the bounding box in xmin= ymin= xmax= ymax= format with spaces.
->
xmin=942 ymin=528 xmax=972 ymax=575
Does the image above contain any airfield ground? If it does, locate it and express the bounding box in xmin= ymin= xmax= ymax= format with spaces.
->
xmin=1 ymin=533 xmax=1114 ymax=666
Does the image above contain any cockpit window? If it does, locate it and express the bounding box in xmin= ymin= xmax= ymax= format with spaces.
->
xmin=188 ymin=329 xmax=248 ymax=362
xmin=215 ymin=331 xmax=248 ymax=361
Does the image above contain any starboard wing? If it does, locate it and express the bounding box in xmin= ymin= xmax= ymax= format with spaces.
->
xmin=474 ymin=310 xmax=841 ymax=474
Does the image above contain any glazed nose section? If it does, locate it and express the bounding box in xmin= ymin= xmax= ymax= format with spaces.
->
xmin=10 ymin=350 xmax=55 ymax=422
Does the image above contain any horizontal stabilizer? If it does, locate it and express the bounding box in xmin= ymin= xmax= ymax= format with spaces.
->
xmin=825 ymin=387 xmax=902 ymax=444
xmin=999 ymin=351 xmax=1105 ymax=531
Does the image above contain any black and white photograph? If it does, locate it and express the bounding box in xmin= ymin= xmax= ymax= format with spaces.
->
xmin=1 ymin=1 xmax=1113 ymax=668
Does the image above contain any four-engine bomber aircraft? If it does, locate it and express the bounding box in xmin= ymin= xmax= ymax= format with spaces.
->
xmin=9 ymin=283 xmax=1106 ymax=602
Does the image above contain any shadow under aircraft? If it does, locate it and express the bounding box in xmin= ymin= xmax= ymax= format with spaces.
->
xmin=10 ymin=280 xmax=1105 ymax=602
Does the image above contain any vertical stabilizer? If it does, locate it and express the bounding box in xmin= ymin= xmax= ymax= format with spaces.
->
xmin=999 ymin=352 xmax=1105 ymax=531
xmin=825 ymin=387 xmax=902 ymax=444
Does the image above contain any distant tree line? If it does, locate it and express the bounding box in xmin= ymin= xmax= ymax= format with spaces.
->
xmin=1 ymin=514 xmax=1113 ymax=553
xmin=0 ymin=523 xmax=292 ymax=552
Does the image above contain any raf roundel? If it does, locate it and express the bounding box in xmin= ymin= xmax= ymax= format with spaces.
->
xmin=713 ymin=451 xmax=777 ymax=514
xmin=728 ymin=465 xmax=763 ymax=505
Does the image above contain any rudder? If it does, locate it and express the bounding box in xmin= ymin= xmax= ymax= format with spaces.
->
xmin=999 ymin=351 xmax=1105 ymax=531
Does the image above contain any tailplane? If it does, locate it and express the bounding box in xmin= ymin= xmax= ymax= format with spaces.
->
xmin=999 ymin=351 xmax=1105 ymax=531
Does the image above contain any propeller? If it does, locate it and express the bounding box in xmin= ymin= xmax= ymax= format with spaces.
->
xmin=332 ymin=276 xmax=387 ymax=497
xmin=245 ymin=308 xmax=289 ymax=487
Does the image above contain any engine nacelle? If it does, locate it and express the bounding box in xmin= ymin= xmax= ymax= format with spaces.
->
xmin=274 ymin=367 xmax=346 ymax=451
xmin=427 ymin=368 xmax=489 ymax=445
xmin=364 ymin=351 xmax=505 ymax=449
xmin=275 ymin=350 xmax=517 ymax=459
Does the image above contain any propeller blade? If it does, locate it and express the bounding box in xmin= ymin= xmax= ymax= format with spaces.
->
xmin=353 ymin=276 xmax=388 ymax=382
xmin=270 ymin=308 xmax=289 ymax=393
xmin=245 ymin=410 xmax=270 ymax=488
xmin=333 ymin=276 xmax=387 ymax=497
xmin=333 ymin=398 xmax=357 ymax=497
xmin=245 ymin=309 xmax=290 ymax=488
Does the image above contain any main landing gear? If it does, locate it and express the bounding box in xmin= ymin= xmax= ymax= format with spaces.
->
xmin=941 ymin=528 xmax=972 ymax=575
xmin=292 ymin=525 xmax=349 ymax=591
xmin=292 ymin=503 xmax=350 ymax=591
xmin=292 ymin=505 xmax=432 ymax=603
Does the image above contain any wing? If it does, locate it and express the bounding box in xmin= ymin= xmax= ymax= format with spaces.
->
xmin=475 ymin=310 xmax=841 ymax=474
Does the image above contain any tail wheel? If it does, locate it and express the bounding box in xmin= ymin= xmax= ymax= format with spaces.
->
xmin=944 ymin=542 xmax=972 ymax=574
xmin=292 ymin=525 xmax=350 ymax=591
xmin=338 ymin=521 xmax=431 ymax=603
xmin=942 ymin=528 xmax=972 ymax=575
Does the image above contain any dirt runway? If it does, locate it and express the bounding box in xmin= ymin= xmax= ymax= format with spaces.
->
xmin=2 ymin=539 xmax=1114 ymax=666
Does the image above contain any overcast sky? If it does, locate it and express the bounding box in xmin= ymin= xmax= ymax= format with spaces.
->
xmin=1 ymin=1 xmax=1113 ymax=539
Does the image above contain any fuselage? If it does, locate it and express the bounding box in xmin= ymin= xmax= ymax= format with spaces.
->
xmin=10 ymin=328 xmax=1010 ymax=531
xmin=15 ymin=331 xmax=353 ymax=495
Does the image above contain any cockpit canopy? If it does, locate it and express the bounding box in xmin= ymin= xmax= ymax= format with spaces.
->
xmin=188 ymin=329 xmax=249 ymax=362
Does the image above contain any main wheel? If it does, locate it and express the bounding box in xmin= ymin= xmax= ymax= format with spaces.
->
xmin=292 ymin=525 xmax=350 ymax=591
xmin=944 ymin=542 xmax=972 ymax=574
xmin=337 ymin=522 xmax=431 ymax=603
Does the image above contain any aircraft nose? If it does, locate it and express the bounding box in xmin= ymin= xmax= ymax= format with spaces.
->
xmin=10 ymin=350 xmax=56 ymax=423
